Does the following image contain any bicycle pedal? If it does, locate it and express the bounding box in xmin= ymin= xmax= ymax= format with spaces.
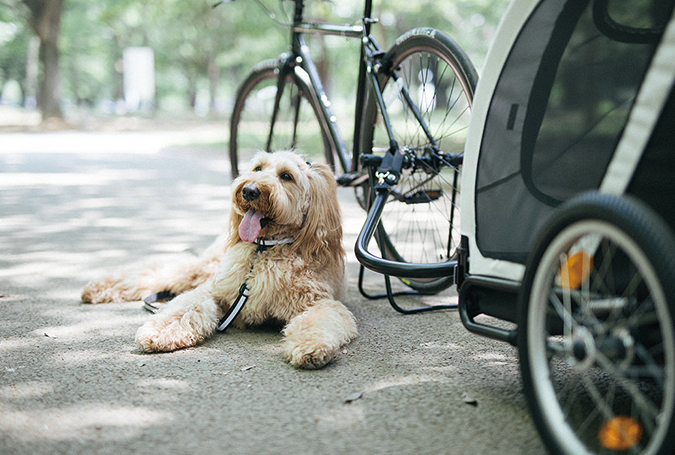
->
xmin=403 ymin=189 xmax=443 ymax=204
xmin=336 ymin=173 xmax=369 ymax=187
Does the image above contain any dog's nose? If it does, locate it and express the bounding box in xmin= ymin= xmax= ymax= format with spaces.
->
xmin=242 ymin=184 xmax=261 ymax=202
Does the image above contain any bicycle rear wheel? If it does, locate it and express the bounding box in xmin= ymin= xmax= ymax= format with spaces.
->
xmin=229 ymin=59 xmax=335 ymax=179
xmin=359 ymin=28 xmax=477 ymax=293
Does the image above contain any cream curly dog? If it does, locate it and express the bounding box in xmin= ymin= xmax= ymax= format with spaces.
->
xmin=82 ymin=150 xmax=356 ymax=369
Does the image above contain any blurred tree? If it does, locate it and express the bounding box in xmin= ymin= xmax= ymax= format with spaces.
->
xmin=0 ymin=7 xmax=32 ymax=103
xmin=151 ymin=0 xmax=235 ymax=113
xmin=0 ymin=0 xmax=509 ymax=120
xmin=64 ymin=0 xmax=145 ymax=109
xmin=59 ymin=0 xmax=122 ymax=108
xmin=8 ymin=0 xmax=65 ymax=119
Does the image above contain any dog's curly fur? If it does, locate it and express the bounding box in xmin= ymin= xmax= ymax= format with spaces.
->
xmin=82 ymin=151 xmax=356 ymax=369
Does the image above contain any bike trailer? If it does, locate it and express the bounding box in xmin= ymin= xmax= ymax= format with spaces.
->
xmin=458 ymin=0 xmax=675 ymax=453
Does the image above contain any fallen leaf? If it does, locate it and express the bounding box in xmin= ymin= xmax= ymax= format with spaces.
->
xmin=345 ymin=392 xmax=363 ymax=403
xmin=462 ymin=392 xmax=478 ymax=407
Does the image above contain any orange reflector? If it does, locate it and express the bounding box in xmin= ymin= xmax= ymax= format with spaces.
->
xmin=559 ymin=251 xmax=593 ymax=289
xmin=598 ymin=416 xmax=643 ymax=451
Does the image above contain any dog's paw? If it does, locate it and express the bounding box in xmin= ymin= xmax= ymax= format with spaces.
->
xmin=81 ymin=278 xmax=142 ymax=304
xmin=283 ymin=337 xmax=339 ymax=369
xmin=282 ymin=300 xmax=356 ymax=369
xmin=81 ymin=285 xmax=102 ymax=304
xmin=136 ymin=317 xmax=200 ymax=352
xmin=81 ymin=281 xmax=119 ymax=304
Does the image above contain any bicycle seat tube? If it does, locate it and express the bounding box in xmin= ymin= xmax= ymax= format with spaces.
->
xmin=283 ymin=0 xmax=366 ymax=173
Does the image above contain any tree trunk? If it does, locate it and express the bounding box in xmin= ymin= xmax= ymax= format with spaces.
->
xmin=208 ymin=57 xmax=219 ymax=116
xmin=39 ymin=36 xmax=61 ymax=118
xmin=25 ymin=35 xmax=40 ymax=109
xmin=187 ymin=72 xmax=197 ymax=109
xmin=22 ymin=0 xmax=65 ymax=121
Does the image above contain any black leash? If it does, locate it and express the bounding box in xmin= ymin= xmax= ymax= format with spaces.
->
xmin=216 ymin=238 xmax=293 ymax=331
xmin=143 ymin=290 xmax=176 ymax=314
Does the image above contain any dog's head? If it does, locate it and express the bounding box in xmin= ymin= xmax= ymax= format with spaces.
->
xmin=229 ymin=151 xmax=343 ymax=265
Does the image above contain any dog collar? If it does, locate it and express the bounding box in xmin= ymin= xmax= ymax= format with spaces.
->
xmin=253 ymin=237 xmax=294 ymax=252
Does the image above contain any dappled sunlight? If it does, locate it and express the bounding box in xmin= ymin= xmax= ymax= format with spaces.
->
xmin=0 ymin=302 xmax=145 ymax=355
xmin=0 ymin=336 xmax=42 ymax=354
xmin=36 ymin=307 xmax=148 ymax=342
xmin=0 ymin=169 xmax=153 ymax=187
xmin=314 ymin=404 xmax=365 ymax=430
xmin=1 ymin=129 xmax=226 ymax=156
xmin=0 ymin=214 xmax=38 ymax=233
xmin=0 ymin=146 xmax=231 ymax=303
xmin=473 ymin=352 xmax=513 ymax=365
xmin=419 ymin=340 xmax=463 ymax=351
xmin=0 ymin=250 xmax=108 ymax=281
xmin=469 ymin=351 xmax=521 ymax=380
xmin=0 ymin=248 xmax=132 ymax=285
xmin=136 ymin=378 xmax=191 ymax=391
xmin=252 ymin=342 xmax=283 ymax=355
xmin=364 ymin=372 xmax=449 ymax=394
xmin=0 ymin=404 xmax=172 ymax=442
xmin=0 ymin=381 xmax=54 ymax=400
xmin=51 ymin=348 xmax=136 ymax=366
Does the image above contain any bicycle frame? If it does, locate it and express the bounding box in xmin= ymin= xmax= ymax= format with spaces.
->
xmin=270 ymin=0 xmax=440 ymax=180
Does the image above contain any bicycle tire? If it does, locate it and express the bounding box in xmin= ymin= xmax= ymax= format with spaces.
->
xmin=229 ymin=58 xmax=335 ymax=179
xmin=518 ymin=193 xmax=675 ymax=455
xmin=358 ymin=28 xmax=477 ymax=293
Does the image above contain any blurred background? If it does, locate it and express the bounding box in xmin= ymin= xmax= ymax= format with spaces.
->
xmin=0 ymin=0 xmax=509 ymax=130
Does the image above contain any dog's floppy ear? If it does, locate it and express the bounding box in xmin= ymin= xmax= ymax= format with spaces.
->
xmin=227 ymin=178 xmax=246 ymax=249
xmin=294 ymin=162 xmax=343 ymax=266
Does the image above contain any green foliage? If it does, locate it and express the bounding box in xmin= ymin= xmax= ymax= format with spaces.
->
xmin=0 ymin=18 xmax=30 ymax=87
xmin=0 ymin=0 xmax=509 ymax=115
xmin=0 ymin=2 xmax=31 ymax=96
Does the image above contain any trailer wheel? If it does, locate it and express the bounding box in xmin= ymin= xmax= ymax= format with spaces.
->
xmin=518 ymin=193 xmax=675 ymax=455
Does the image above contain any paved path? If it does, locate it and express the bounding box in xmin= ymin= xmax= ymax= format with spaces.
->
xmin=0 ymin=124 xmax=545 ymax=455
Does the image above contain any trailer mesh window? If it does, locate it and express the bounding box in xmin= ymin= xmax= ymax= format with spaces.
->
xmin=475 ymin=0 xmax=672 ymax=262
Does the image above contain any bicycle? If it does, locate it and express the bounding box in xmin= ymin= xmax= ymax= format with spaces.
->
xmin=225 ymin=0 xmax=478 ymax=304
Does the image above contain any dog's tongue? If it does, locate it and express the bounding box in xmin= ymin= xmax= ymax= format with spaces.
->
xmin=239 ymin=210 xmax=265 ymax=243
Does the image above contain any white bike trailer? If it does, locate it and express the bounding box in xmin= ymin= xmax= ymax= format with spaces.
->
xmin=458 ymin=1 xmax=675 ymax=453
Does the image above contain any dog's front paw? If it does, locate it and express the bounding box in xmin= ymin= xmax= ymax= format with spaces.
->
xmin=136 ymin=284 xmax=218 ymax=353
xmin=283 ymin=336 xmax=340 ymax=369
xmin=136 ymin=317 xmax=200 ymax=352
xmin=282 ymin=300 xmax=357 ymax=369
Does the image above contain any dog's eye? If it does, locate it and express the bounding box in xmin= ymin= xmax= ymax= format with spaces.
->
xmin=279 ymin=172 xmax=293 ymax=182
xmin=253 ymin=165 xmax=262 ymax=172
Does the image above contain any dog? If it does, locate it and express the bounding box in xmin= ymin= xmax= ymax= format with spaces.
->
xmin=82 ymin=150 xmax=356 ymax=369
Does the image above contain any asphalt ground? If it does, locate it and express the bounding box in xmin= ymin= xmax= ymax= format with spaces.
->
xmin=0 ymin=121 xmax=546 ymax=455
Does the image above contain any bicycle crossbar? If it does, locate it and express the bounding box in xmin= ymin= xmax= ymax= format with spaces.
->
xmin=293 ymin=23 xmax=363 ymax=38
xmin=355 ymin=190 xmax=458 ymax=279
